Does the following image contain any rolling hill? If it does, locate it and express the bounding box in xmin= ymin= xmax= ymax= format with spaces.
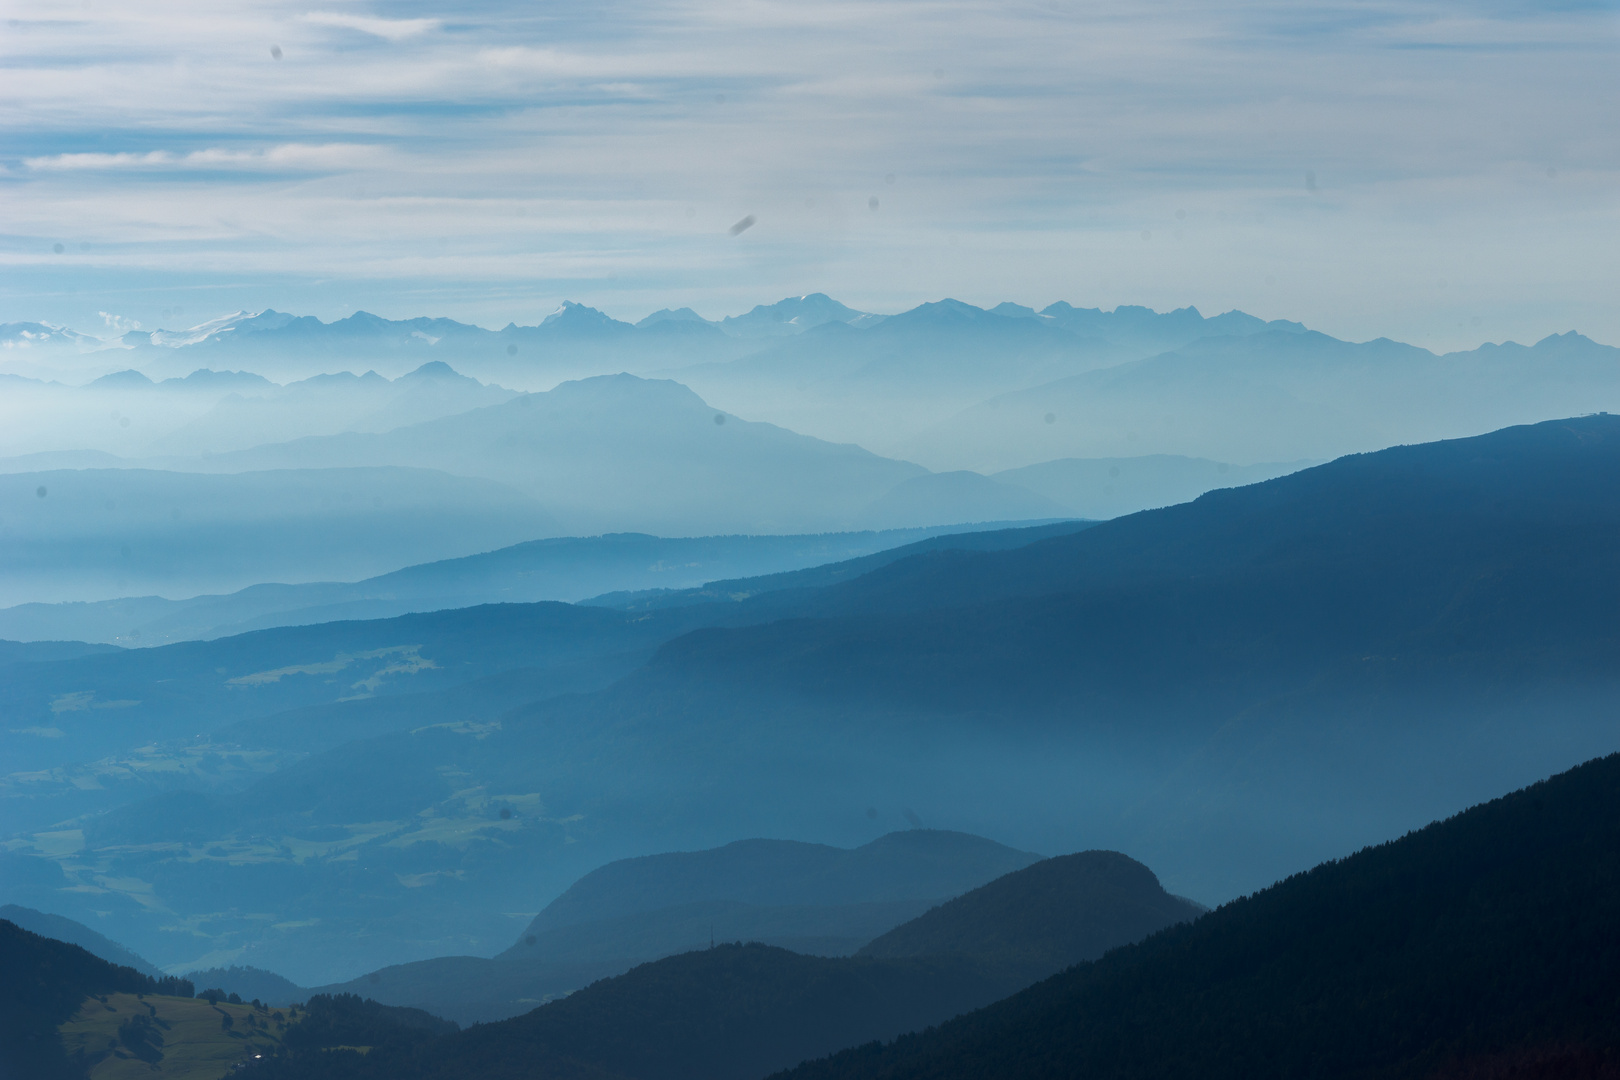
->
xmin=0 ymin=523 xmax=1029 ymax=646
xmin=247 ymin=842 xmax=1201 ymax=1080
xmin=856 ymin=851 xmax=1204 ymax=976
xmin=306 ymin=830 xmax=1042 ymax=1024
xmin=9 ymin=418 xmax=1620 ymax=987
xmin=0 ymin=919 xmax=193 ymax=1080
xmin=781 ymin=751 xmax=1620 ymax=1080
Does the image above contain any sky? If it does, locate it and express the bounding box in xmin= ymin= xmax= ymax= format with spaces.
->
xmin=3 ymin=0 xmax=1619 ymax=351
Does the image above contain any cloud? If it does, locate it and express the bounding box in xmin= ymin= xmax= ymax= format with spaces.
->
xmin=2 ymin=0 xmax=1619 ymax=351
xmin=302 ymin=12 xmax=443 ymax=42
xmin=24 ymin=144 xmax=388 ymax=172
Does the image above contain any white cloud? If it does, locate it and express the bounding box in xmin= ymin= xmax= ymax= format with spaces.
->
xmin=302 ymin=11 xmax=443 ymax=41
xmin=24 ymin=144 xmax=388 ymax=172
xmin=99 ymin=312 xmax=141 ymax=332
xmin=1 ymin=0 xmax=1618 ymax=349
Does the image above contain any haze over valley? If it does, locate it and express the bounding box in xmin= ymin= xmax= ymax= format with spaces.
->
xmin=6 ymin=0 xmax=1620 ymax=1073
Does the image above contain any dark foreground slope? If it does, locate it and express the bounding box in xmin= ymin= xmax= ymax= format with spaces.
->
xmin=256 ymin=845 xmax=1198 ymax=1080
xmin=0 ymin=905 xmax=162 ymax=978
xmin=856 ymin=851 xmax=1204 ymax=977
xmin=0 ymin=920 xmax=191 ymax=1080
xmin=785 ymin=752 xmax=1620 ymax=1080
xmin=269 ymin=948 xmax=1022 ymax=1080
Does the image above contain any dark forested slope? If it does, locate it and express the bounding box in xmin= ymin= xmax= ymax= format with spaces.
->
xmin=0 ymin=920 xmax=192 ymax=1080
xmin=783 ymin=752 xmax=1620 ymax=1080
xmin=256 ymin=946 xmax=1027 ymax=1080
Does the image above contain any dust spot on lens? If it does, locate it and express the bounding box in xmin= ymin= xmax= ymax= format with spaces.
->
xmin=120 ymin=417 xmax=130 ymax=428
xmin=729 ymin=215 xmax=756 ymax=236
xmin=865 ymin=806 xmax=877 ymax=819
xmin=1109 ymin=465 xmax=1120 ymax=477
xmin=270 ymin=45 xmax=283 ymax=59
xmin=35 ymin=486 xmax=46 ymax=498
xmin=1043 ymin=413 xmax=1056 ymax=425
xmin=499 ymin=807 xmax=512 ymax=820
xmin=506 ymin=344 xmax=517 ymax=356
xmin=868 ymin=196 xmax=879 ymax=210
xmin=713 ymin=413 xmax=726 ymax=426
xmin=525 ymin=935 xmax=537 ymax=946
xmin=53 ymin=243 xmax=65 ymax=254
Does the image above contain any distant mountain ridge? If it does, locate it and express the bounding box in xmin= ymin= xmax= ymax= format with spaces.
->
xmin=6 ymin=418 xmax=1620 ymax=989
xmin=0 ymin=523 xmax=1040 ymax=646
xmin=900 ymin=328 xmax=1620 ymax=470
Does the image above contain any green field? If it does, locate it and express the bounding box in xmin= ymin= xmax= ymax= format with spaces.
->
xmin=59 ymin=992 xmax=293 ymax=1080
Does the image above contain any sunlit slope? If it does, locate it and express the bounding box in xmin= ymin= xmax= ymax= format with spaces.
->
xmin=58 ymin=993 xmax=289 ymax=1080
xmin=0 ymin=919 xmax=192 ymax=1080
xmin=783 ymin=751 xmax=1620 ymax=1080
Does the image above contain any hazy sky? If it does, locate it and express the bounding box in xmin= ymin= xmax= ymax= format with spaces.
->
xmin=4 ymin=0 xmax=1618 ymax=350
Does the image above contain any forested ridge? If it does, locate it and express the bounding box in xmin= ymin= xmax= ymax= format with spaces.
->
xmin=780 ymin=751 xmax=1620 ymax=1080
xmin=0 ymin=920 xmax=193 ymax=1080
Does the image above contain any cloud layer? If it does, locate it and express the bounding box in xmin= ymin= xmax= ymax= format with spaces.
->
xmin=3 ymin=0 xmax=1618 ymax=348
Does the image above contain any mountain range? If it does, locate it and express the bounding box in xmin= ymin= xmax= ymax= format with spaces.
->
xmin=783 ymin=751 xmax=1620 ymax=1080
xmin=2 ymin=417 xmax=1615 ymax=985
xmin=0 ymin=523 xmax=1044 ymax=646
xmin=12 ymin=751 xmax=1620 ymax=1080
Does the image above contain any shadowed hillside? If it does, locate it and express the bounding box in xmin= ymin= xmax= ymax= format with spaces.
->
xmin=308 ymin=830 xmax=1041 ymax=1024
xmin=0 ymin=920 xmax=192 ymax=1080
xmin=779 ymin=751 xmax=1620 ymax=1080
